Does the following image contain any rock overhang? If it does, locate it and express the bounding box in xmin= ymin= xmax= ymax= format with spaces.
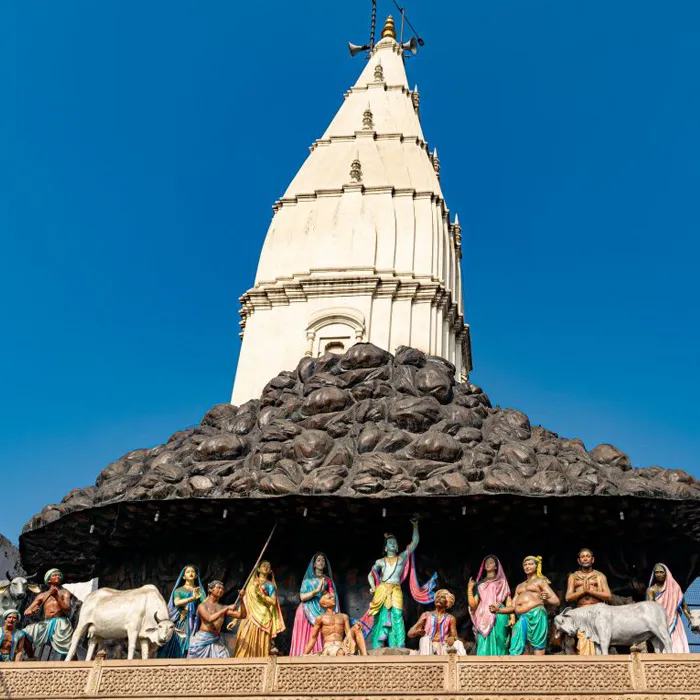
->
xmin=20 ymin=343 xmax=700 ymax=580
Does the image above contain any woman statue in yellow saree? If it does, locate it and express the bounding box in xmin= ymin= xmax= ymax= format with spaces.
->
xmin=232 ymin=560 xmax=285 ymax=657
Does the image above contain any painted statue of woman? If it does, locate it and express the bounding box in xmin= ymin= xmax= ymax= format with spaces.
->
xmin=290 ymin=552 xmax=339 ymax=656
xmin=467 ymin=555 xmax=514 ymax=655
xmin=647 ymin=563 xmax=692 ymax=653
xmin=158 ymin=564 xmax=206 ymax=658
xmin=232 ymin=560 xmax=286 ymax=658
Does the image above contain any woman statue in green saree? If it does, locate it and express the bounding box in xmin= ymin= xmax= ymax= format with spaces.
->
xmin=159 ymin=564 xmax=206 ymax=658
xmin=468 ymin=555 xmax=513 ymax=655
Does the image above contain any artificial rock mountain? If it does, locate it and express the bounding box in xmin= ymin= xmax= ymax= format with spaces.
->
xmin=21 ymin=343 xmax=700 ymax=596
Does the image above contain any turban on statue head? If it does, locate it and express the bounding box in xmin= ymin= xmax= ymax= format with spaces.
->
xmin=3 ymin=608 xmax=21 ymax=621
xmin=522 ymin=555 xmax=550 ymax=583
xmin=434 ymin=589 xmax=455 ymax=609
xmin=44 ymin=568 xmax=63 ymax=584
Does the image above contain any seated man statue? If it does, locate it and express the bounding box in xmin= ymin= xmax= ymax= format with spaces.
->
xmin=23 ymin=568 xmax=74 ymax=659
xmin=407 ymin=588 xmax=466 ymax=655
xmin=303 ymin=592 xmax=367 ymax=656
xmin=188 ymin=581 xmax=245 ymax=659
xmin=0 ymin=610 xmax=32 ymax=662
xmin=491 ymin=555 xmax=559 ymax=656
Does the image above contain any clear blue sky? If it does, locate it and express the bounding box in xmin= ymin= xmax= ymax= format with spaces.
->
xmin=1 ymin=1 xmax=698 ymax=544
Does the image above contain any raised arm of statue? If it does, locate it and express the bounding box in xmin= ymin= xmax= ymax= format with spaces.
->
xmin=406 ymin=517 xmax=419 ymax=554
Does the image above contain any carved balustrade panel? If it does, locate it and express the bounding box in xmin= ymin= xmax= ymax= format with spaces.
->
xmin=642 ymin=657 xmax=700 ymax=692
xmin=457 ymin=657 xmax=633 ymax=694
xmin=0 ymin=667 xmax=90 ymax=698
xmin=274 ymin=657 xmax=447 ymax=694
xmin=96 ymin=661 xmax=266 ymax=697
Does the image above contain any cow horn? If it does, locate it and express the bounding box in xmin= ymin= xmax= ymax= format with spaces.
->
xmin=24 ymin=572 xmax=38 ymax=581
xmin=154 ymin=611 xmax=162 ymax=624
xmin=4 ymin=571 xmax=10 ymax=582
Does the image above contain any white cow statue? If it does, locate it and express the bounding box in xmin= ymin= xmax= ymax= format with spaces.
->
xmin=0 ymin=574 xmax=41 ymax=617
xmin=554 ymin=602 xmax=673 ymax=655
xmin=65 ymin=584 xmax=185 ymax=661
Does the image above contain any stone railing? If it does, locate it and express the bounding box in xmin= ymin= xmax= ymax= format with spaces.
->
xmin=0 ymin=654 xmax=698 ymax=699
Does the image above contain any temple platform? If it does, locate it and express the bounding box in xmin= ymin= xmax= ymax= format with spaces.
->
xmin=0 ymin=654 xmax=698 ymax=700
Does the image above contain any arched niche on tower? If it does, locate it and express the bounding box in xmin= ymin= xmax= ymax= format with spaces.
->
xmin=304 ymin=307 xmax=365 ymax=357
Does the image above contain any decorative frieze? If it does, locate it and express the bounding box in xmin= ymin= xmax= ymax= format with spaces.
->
xmin=0 ymin=654 xmax=696 ymax=699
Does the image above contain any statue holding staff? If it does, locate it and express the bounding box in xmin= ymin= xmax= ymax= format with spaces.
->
xmin=23 ymin=568 xmax=74 ymax=659
xmin=290 ymin=552 xmax=339 ymax=656
xmin=158 ymin=564 xmax=206 ymax=658
xmin=408 ymin=588 xmax=466 ymax=655
xmin=468 ymin=555 xmax=513 ymax=655
xmin=647 ymin=563 xmax=692 ymax=653
xmin=361 ymin=516 xmax=437 ymax=649
xmin=303 ymin=592 xmax=367 ymax=656
xmin=491 ymin=555 xmax=559 ymax=655
xmin=188 ymin=581 xmax=245 ymax=659
xmin=0 ymin=610 xmax=32 ymax=662
xmin=232 ymin=561 xmax=285 ymax=658
xmin=564 ymin=548 xmax=611 ymax=655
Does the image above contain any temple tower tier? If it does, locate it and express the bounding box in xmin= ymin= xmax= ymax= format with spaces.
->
xmin=232 ymin=18 xmax=471 ymax=404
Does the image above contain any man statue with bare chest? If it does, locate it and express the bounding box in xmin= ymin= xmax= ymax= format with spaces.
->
xmin=188 ymin=581 xmax=245 ymax=658
xmin=565 ymin=549 xmax=611 ymax=655
xmin=303 ymin=592 xmax=367 ymax=656
xmin=23 ymin=568 xmax=74 ymax=659
xmin=492 ymin=555 xmax=559 ymax=655
xmin=0 ymin=610 xmax=32 ymax=662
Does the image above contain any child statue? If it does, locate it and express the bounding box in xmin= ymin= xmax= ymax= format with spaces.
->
xmin=0 ymin=610 xmax=31 ymax=662
xmin=408 ymin=588 xmax=466 ymax=655
xmin=468 ymin=555 xmax=514 ymax=655
xmin=187 ymin=580 xmax=245 ymax=659
xmin=303 ymin=592 xmax=367 ymax=656
xmin=232 ymin=560 xmax=285 ymax=658
xmin=290 ymin=552 xmax=339 ymax=656
xmin=647 ymin=563 xmax=692 ymax=653
xmin=23 ymin=568 xmax=74 ymax=659
xmin=362 ymin=516 xmax=437 ymax=649
xmin=491 ymin=555 xmax=559 ymax=655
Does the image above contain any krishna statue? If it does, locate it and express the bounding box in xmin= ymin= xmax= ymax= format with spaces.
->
xmin=360 ymin=516 xmax=436 ymax=649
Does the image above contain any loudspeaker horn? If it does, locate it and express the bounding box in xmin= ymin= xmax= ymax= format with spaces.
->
xmin=348 ymin=42 xmax=370 ymax=57
xmin=401 ymin=37 xmax=418 ymax=55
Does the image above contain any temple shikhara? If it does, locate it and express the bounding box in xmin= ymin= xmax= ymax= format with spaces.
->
xmin=232 ymin=13 xmax=470 ymax=405
xmin=3 ymin=5 xmax=699 ymax=700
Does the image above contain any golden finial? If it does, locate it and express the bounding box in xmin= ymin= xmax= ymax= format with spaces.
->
xmin=381 ymin=15 xmax=396 ymax=40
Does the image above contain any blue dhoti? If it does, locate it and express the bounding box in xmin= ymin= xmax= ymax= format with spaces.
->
xmin=187 ymin=631 xmax=229 ymax=659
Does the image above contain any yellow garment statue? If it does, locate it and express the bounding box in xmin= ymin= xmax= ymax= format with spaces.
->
xmin=233 ymin=561 xmax=285 ymax=658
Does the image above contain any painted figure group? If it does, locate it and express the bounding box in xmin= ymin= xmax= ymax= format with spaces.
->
xmin=1 ymin=519 xmax=697 ymax=661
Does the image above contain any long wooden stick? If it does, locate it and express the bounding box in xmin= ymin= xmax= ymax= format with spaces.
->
xmin=227 ymin=522 xmax=277 ymax=629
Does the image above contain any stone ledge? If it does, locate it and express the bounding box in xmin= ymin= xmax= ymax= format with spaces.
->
xmin=0 ymin=654 xmax=697 ymax=699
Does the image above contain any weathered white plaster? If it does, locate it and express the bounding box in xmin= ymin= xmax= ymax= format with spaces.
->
xmin=232 ymin=31 xmax=470 ymax=404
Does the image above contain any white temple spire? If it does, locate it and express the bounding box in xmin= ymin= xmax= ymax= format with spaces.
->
xmin=231 ymin=15 xmax=471 ymax=404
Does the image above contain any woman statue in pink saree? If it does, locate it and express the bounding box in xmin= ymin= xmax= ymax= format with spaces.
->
xmin=290 ymin=553 xmax=338 ymax=656
xmin=467 ymin=555 xmax=514 ymax=655
xmin=647 ymin=563 xmax=692 ymax=653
